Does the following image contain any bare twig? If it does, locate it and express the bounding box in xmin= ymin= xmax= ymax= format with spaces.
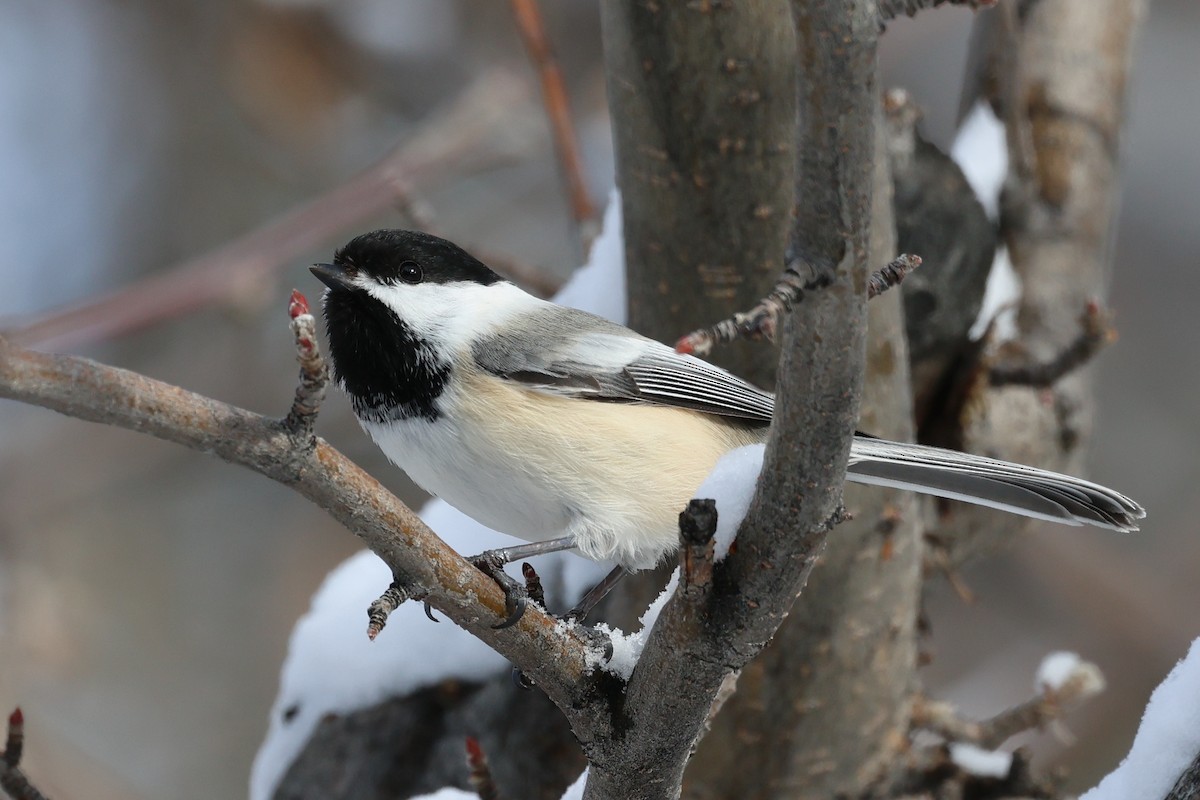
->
xmin=521 ymin=563 xmax=547 ymax=610
xmin=283 ymin=290 xmax=329 ymax=437
xmin=675 ymin=254 xmax=920 ymax=357
xmin=976 ymin=659 xmax=1104 ymax=748
xmin=869 ymin=254 xmax=923 ymax=298
xmin=910 ymin=696 xmax=985 ymax=743
xmin=3 ymin=72 xmax=537 ymax=351
xmin=989 ymin=300 xmax=1117 ymax=387
xmin=910 ymin=658 xmax=1105 ymax=748
xmin=0 ymin=708 xmax=49 ymax=800
xmin=678 ymin=499 xmax=717 ymax=593
xmin=366 ymin=581 xmax=412 ymax=642
xmin=0 ymin=299 xmax=602 ymax=718
xmin=877 ymin=0 xmax=997 ymax=28
xmin=509 ymin=0 xmax=598 ymax=248
xmin=466 ymin=736 xmax=503 ymax=800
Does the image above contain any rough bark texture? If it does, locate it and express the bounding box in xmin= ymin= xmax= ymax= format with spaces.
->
xmin=939 ymin=0 xmax=1148 ymax=568
xmin=604 ymin=0 xmax=796 ymax=389
xmin=689 ymin=104 xmax=920 ymax=800
xmin=1166 ymin=749 xmax=1200 ymax=800
xmin=578 ymin=1 xmax=878 ymax=798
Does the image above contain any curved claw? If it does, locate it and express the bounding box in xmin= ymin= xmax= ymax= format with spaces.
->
xmin=491 ymin=592 xmax=527 ymax=629
xmin=511 ymin=666 xmax=534 ymax=690
xmin=423 ymin=602 xmax=439 ymax=623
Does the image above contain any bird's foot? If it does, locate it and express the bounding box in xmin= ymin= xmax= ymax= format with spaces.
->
xmin=469 ymin=549 xmax=528 ymax=629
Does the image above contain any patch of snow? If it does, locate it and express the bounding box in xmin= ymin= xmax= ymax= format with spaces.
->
xmin=949 ymin=742 xmax=1013 ymax=778
xmin=1082 ymin=636 xmax=1200 ymax=800
xmin=592 ymin=445 xmax=766 ymax=680
xmin=951 ymin=100 xmax=1008 ymax=221
xmin=560 ymin=768 xmax=588 ymax=800
xmin=553 ymin=188 xmax=626 ymax=324
xmin=409 ymin=789 xmax=478 ymax=800
xmin=968 ymin=246 xmax=1021 ymax=342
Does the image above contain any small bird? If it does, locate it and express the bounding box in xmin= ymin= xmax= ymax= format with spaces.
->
xmin=312 ymin=229 xmax=1144 ymax=624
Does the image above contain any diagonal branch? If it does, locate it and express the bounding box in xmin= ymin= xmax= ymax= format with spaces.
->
xmin=0 ymin=310 xmax=604 ymax=732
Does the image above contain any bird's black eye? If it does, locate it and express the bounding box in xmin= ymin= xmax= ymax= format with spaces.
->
xmin=399 ymin=261 xmax=423 ymax=284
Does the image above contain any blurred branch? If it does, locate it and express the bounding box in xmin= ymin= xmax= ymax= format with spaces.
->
xmin=911 ymin=656 xmax=1104 ymax=749
xmin=3 ymin=72 xmax=539 ymax=351
xmin=509 ymin=0 xmax=599 ymax=249
xmin=928 ymin=0 xmax=1147 ymax=569
xmin=0 ymin=709 xmax=48 ymax=800
xmin=989 ymin=300 xmax=1117 ymax=388
xmin=877 ymin=0 xmax=997 ymax=28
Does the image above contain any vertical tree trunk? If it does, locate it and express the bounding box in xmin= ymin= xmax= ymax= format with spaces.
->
xmin=688 ymin=106 xmax=921 ymax=800
xmin=602 ymin=0 xmax=796 ymax=389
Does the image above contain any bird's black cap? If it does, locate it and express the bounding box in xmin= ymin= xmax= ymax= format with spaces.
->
xmin=329 ymin=229 xmax=503 ymax=287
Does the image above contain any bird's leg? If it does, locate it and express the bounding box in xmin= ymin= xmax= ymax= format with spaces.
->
xmin=564 ymin=565 xmax=629 ymax=622
xmin=462 ymin=536 xmax=579 ymax=629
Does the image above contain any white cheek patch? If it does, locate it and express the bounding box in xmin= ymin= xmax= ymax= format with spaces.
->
xmin=362 ymin=279 xmax=545 ymax=354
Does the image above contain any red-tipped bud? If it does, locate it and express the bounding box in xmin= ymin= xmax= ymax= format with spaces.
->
xmin=289 ymin=289 xmax=310 ymax=319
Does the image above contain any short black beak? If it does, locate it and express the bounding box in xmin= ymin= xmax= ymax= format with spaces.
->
xmin=310 ymin=263 xmax=355 ymax=291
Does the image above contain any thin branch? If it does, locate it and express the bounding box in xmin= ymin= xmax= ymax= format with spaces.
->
xmin=283 ymin=290 xmax=329 ymax=438
xmin=0 ymin=708 xmax=49 ymax=800
xmin=2 ymin=72 xmax=538 ymax=351
xmin=466 ymin=736 xmax=504 ymax=800
xmin=509 ymin=0 xmax=599 ymax=249
xmin=0 ymin=303 xmax=606 ymax=728
xmin=877 ymin=0 xmax=998 ymax=29
xmin=366 ymin=582 xmax=412 ymax=642
xmin=989 ymin=300 xmax=1117 ymax=387
xmin=675 ymin=254 xmax=920 ymax=357
xmin=521 ymin=563 xmax=548 ymax=610
xmin=678 ymin=499 xmax=718 ymax=597
xmin=910 ymin=657 xmax=1105 ymax=748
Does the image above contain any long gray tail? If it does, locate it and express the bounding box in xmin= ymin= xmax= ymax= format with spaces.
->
xmin=846 ymin=436 xmax=1145 ymax=532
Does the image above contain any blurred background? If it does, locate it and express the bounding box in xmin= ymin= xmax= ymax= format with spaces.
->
xmin=0 ymin=1 xmax=1195 ymax=797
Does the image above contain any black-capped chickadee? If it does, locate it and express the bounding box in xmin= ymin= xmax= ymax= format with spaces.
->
xmin=311 ymin=230 xmax=1144 ymax=616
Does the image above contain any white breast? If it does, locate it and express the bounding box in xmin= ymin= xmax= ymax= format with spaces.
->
xmin=361 ymin=369 xmax=762 ymax=570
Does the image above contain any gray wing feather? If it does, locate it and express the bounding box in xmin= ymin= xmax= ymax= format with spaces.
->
xmin=472 ymin=305 xmax=1145 ymax=532
xmin=471 ymin=305 xmax=774 ymax=422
